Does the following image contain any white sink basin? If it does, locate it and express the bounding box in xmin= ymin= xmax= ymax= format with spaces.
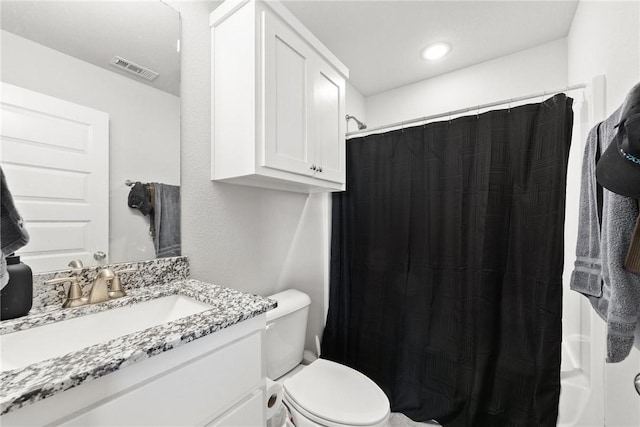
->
xmin=0 ymin=295 xmax=212 ymax=372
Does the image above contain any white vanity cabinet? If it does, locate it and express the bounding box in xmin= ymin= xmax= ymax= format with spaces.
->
xmin=2 ymin=315 xmax=267 ymax=427
xmin=211 ymin=0 xmax=349 ymax=193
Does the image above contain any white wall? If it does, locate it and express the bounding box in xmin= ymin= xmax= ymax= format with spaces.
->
xmin=171 ymin=1 xmax=365 ymax=351
xmin=346 ymin=81 xmax=367 ymax=132
xmin=171 ymin=0 xmax=304 ymax=294
xmin=568 ymin=1 xmax=640 ymax=114
xmin=174 ymin=0 xmax=307 ymax=295
xmin=0 ymin=30 xmax=180 ymax=267
xmin=567 ymin=1 xmax=640 ymax=426
xmin=365 ymin=38 xmax=568 ymax=128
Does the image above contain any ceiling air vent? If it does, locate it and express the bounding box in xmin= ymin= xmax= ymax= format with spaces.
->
xmin=109 ymin=56 xmax=159 ymax=81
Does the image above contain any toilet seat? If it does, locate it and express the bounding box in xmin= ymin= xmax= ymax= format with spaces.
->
xmin=282 ymin=359 xmax=390 ymax=426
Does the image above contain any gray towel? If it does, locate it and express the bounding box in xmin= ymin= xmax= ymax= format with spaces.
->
xmin=152 ymin=183 xmax=181 ymax=258
xmin=0 ymin=167 xmax=30 ymax=289
xmin=571 ymin=108 xmax=640 ymax=362
xmin=571 ymin=122 xmax=604 ymax=297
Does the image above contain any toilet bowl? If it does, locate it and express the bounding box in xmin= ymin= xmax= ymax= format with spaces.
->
xmin=266 ymin=289 xmax=390 ymax=427
xmin=282 ymin=359 xmax=390 ymax=427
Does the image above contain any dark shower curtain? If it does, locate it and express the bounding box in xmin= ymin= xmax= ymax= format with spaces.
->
xmin=322 ymin=94 xmax=573 ymax=427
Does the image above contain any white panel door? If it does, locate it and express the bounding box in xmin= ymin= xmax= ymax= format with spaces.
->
xmin=0 ymin=82 xmax=109 ymax=272
xmin=262 ymin=9 xmax=314 ymax=176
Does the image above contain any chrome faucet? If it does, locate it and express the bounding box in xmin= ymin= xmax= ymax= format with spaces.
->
xmin=86 ymin=268 xmax=115 ymax=305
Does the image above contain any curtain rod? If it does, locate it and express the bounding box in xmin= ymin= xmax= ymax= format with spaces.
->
xmin=346 ymin=83 xmax=587 ymax=138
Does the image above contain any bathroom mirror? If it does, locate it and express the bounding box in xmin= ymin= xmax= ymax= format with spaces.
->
xmin=0 ymin=1 xmax=181 ymax=273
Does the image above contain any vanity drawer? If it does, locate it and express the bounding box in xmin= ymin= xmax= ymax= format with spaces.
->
xmin=59 ymin=331 xmax=263 ymax=426
xmin=206 ymin=389 xmax=264 ymax=427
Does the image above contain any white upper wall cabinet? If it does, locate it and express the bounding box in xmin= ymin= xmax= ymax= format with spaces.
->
xmin=210 ymin=0 xmax=349 ymax=193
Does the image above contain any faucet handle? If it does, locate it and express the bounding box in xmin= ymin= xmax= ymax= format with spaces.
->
xmin=68 ymin=259 xmax=84 ymax=275
xmin=45 ymin=276 xmax=77 ymax=286
xmin=108 ymin=268 xmax=136 ymax=299
xmin=45 ymin=276 xmax=85 ymax=308
xmin=68 ymin=259 xmax=84 ymax=269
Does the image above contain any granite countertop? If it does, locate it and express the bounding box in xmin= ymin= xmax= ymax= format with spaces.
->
xmin=0 ymin=279 xmax=276 ymax=415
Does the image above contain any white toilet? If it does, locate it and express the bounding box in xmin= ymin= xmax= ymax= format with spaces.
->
xmin=266 ymin=289 xmax=391 ymax=427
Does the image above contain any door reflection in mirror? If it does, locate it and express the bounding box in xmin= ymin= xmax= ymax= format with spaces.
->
xmin=0 ymin=1 xmax=181 ymax=272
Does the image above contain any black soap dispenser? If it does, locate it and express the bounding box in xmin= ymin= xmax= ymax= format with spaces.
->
xmin=1 ymin=254 xmax=33 ymax=320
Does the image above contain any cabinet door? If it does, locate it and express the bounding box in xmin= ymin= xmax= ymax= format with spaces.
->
xmin=207 ymin=389 xmax=264 ymax=427
xmin=262 ymin=10 xmax=315 ymax=176
xmin=58 ymin=332 xmax=262 ymax=426
xmin=311 ymin=60 xmax=345 ymax=184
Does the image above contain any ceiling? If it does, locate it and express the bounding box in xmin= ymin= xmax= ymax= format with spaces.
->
xmin=1 ymin=1 xmax=579 ymax=99
xmin=0 ymin=1 xmax=181 ymax=96
xmin=283 ymin=0 xmax=580 ymax=96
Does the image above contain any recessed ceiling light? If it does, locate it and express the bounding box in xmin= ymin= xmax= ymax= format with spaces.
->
xmin=421 ymin=42 xmax=451 ymax=61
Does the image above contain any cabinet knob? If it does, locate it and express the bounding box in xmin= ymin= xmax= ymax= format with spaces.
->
xmin=317 ymin=166 xmax=323 ymax=173
xmin=310 ymin=164 xmax=317 ymax=171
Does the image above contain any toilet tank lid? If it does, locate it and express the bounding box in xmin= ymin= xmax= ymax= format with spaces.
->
xmin=266 ymin=289 xmax=311 ymax=321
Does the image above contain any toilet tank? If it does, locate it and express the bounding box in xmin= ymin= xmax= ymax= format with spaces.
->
xmin=265 ymin=289 xmax=311 ymax=379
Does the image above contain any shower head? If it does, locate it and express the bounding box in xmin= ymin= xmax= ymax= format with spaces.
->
xmin=346 ymin=114 xmax=367 ymax=130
